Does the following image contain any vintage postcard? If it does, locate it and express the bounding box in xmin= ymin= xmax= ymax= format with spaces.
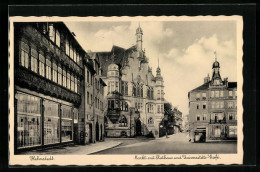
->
xmin=9 ymin=16 xmax=243 ymax=165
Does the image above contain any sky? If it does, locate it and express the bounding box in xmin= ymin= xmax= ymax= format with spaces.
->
xmin=65 ymin=20 xmax=238 ymax=115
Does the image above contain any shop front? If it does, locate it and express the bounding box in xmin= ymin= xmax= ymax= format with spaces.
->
xmin=15 ymin=91 xmax=78 ymax=153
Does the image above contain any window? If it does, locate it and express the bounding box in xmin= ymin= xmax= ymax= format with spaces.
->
xmin=62 ymin=68 xmax=66 ymax=87
xmin=39 ymin=54 xmax=45 ymax=77
xmin=87 ymin=71 xmax=90 ymax=83
xmin=202 ymin=92 xmax=206 ymax=98
xmin=196 ymin=104 xmax=199 ymax=109
xmin=133 ymin=84 xmax=136 ymax=96
xmin=61 ymin=105 xmax=73 ymax=142
xmin=109 ymin=81 xmax=113 ymax=92
xmin=87 ymin=92 xmax=89 ymax=104
xmin=216 ymin=102 xmax=220 ymax=108
xmin=52 ymin=62 xmax=57 ymax=83
xmin=211 ymin=91 xmax=214 ymax=97
xmin=229 ymin=91 xmax=233 ymax=97
xmin=228 ymin=113 xmax=235 ymax=120
xmin=70 ymin=43 xmax=73 ymax=59
xmin=16 ymin=93 xmax=41 ymax=148
xmin=73 ymin=48 xmax=76 ymax=62
xmin=108 ymin=82 xmax=111 ymax=93
xmin=119 ymin=115 xmax=127 ymax=127
xmin=229 ymin=126 xmax=237 ymax=136
xmin=228 ymin=102 xmax=233 ymax=108
xmin=91 ymin=94 xmax=93 ymax=106
xmin=77 ymin=78 xmax=80 ymax=93
xmin=76 ymin=52 xmax=79 ymax=64
xmin=234 ymin=101 xmax=237 ymax=108
xmin=203 ymin=104 xmax=206 ymax=109
xmin=67 ymin=72 xmax=71 ymax=90
xmin=148 ymin=117 xmax=154 ymax=125
xmin=211 ymin=102 xmax=215 ymax=109
xmin=20 ymin=42 xmax=29 ymax=68
xmin=196 ymin=115 xmax=201 ymax=121
xmin=46 ymin=59 xmax=52 ymax=80
xmin=196 ymin=93 xmax=200 ymax=98
xmin=55 ymin=29 xmax=60 ymax=47
xmin=115 ymin=81 xmax=119 ymax=92
xmin=30 ymin=48 xmax=38 ymax=73
xmin=48 ymin=24 xmax=55 ymax=42
xmin=66 ymin=39 xmax=69 ymax=55
xmin=95 ymin=97 xmax=97 ymax=108
xmin=203 ymin=114 xmax=207 ymax=120
xmin=71 ymin=74 xmax=75 ymax=92
xmin=157 ymin=105 xmax=160 ymax=113
xmin=220 ymin=90 xmax=224 ymax=97
xmin=43 ymin=100 xmax=60 ymax=144
xmin=58 ymin=66 xmax=62 ymax=85
xmin=220 ymin=101 xmax=224 ymax=108
xmin=161 ymin=105 xmax=164 ymax=113
xmin=215 ymin=91 xmax=219 ymax=97
xmin=141 ymin=86 xmax=143 ymax=97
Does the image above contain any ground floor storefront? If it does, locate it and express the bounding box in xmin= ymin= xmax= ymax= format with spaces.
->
xmin=14 ymin=88 xmax=79 ymax=153
xmin=189 ymin=123 xmax=237 ymax=142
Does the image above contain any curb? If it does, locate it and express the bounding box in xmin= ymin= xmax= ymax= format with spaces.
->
xmin=88 ymin=142 xmax=122 ymax=155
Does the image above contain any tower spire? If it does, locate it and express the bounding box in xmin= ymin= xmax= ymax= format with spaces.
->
xmin=214 ymin=50 xmax=217 ymax=62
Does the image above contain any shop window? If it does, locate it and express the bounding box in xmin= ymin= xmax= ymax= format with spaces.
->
xmin=39 ymin=54 xmax=45 ymax=77
xmin=43 ymin=100 xmax=60 ymax=145
xmin=30 ymin=48 xmax=38 ymax=73
xmin=119 ymin=115 xmax=127 ymax=127
xmin=52 ymin=62 xmax=57 ymax=83
xmin=61 ymin=105 xmax=73 ymax=142
xmin=16 ymin=92 xmax=41 ymax=148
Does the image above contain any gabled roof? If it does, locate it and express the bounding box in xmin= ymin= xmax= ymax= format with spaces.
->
xmin=190 ymin=81 xmax=210 ymax=92
xmin=96 ymin=45 xmax=136 ymax=76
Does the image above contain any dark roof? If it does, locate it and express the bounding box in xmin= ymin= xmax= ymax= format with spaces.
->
xmin=190 ymin=81 xmax=210 ymax=92
xmin=228 ymin=82 xmax=237 ymax=89
xmin=96 ymin=45 xmax=136 ymax=76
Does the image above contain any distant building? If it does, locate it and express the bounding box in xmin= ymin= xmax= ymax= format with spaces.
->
xmin=96 ymin=25 xmax=166 ymax=138
xmin=188 ymin=53 xmax=237 ymax=141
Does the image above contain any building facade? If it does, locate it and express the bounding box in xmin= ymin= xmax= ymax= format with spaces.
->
xmin=14 ymin=22 xmax=84 ymax=152
xmin=13 ymin=22 xmax=106 ymax=153
xmin=188 ymin=54 xmax=237 ymax=141
xmin=97 ymin=25 xmax=166 ymax=138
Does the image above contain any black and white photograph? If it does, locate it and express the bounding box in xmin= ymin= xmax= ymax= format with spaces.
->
xmin=9 ymin=15 xmax=243 ymax=165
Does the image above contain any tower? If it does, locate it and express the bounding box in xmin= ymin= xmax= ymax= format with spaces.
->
xmin=136 ymin=23 xmax=143 ymax=51
xmin=211 ymin=51 xmax=222 ymax=86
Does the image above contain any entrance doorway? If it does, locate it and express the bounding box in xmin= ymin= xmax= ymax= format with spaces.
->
xmin=136 ymin=119 xmax=142 ymax=136
xmin=96 ymin=122 xmax=99 ymax=141
xmin=89 ymin=124 xmax=93 ymax=143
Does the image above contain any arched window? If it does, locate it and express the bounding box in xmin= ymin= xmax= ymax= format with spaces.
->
xmin=119 ymin=115 xmax=127 ymax=127
xmin=140 ymin=85 xmax=143 ymax=97
xmin=148 ymin=117 xmax=154 ymax=125
xmin=133 ymin=84 xmax=136 ymax=96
